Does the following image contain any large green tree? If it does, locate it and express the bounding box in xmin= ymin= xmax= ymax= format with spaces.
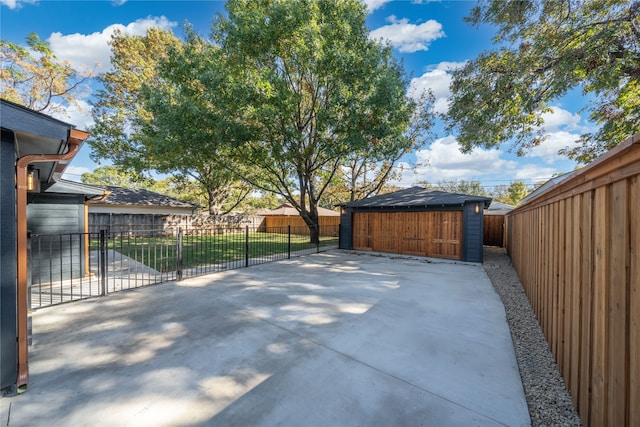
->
xmin=81 ymin=165 xmax=154 ymax=189
xmin=213 ymin=0 xmax=427 ymax=241
xmin=1 ymin=32 xmax=93 ymax=114
xmin=446 ymin=0 xmax=639 ymax=163
xmin=493 ymin=181 xmax=529 ymax=206
xmin=418 ymin=178 xmax=489 ymax=197
xmin=340 ymin=91 xmax=434 ymax=202
xmin=135 ymin=30 xmax=252 ymax=215
xmin=89 ymin=28 xmax=249 ymax=215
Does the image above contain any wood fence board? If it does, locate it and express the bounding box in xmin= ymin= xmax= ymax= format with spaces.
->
xmin=544 ymin=204 xmax=552 ymax=341
xmin=264 ymin=216 xmax=340 ymax=237
xmin=552 ymin=202 xmax=559 ymax=359
xmin=579 ymin=191 xmax=594 ymax=426
xmin=536 ymin=209 xmax=543 ymax=321
xmin=570 ymin=194 xmax=582 ymax=407
xmin=557 ymin=199 xmax=566 ymax=371
xmin=629 ymin=176 xmax=640 ymax=427
xmin=607 ymin=180 xmax=628 ymax=427
xmin=591 ymin=185 xmax=609 ymax=426
xmin=563 ymin=197 xmax=573 ymax=386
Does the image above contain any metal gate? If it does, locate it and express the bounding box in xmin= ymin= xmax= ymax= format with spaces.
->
xmin=29 ymin=225 xmax=339 ymax=309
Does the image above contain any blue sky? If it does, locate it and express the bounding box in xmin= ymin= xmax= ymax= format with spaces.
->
xmin=1 ymin=0 xmax=587 ymax=189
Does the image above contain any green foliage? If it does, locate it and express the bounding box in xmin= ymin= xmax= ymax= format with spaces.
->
xmin=88 ymin=28 xmax=249 ymax=215
xmin=211 ymin=0 xmax=426 ymax=239
xmin=446 ymin=0 xmax=640 ymax=163
xmin=493 ymin=181 xmax=529 ymax=206
xmin=237 ymin=192 xmax=283 ymax=213
xmin=0 ymin=32 xmax=93 ymax=114
xmin=89 ymin=28 xmax=182 ymax=172
xmin=81 ymin=165 xmax=153 ymax=188
xmin=419 ymin=179 xmax=489 ymax=197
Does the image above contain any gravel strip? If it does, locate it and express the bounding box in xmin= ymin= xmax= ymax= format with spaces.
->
xmin=483 ymin=246 xmax=582 ymax=427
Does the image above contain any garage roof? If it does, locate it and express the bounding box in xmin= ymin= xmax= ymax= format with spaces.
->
xmin=340 ymin=186 xmax=492 ymax=209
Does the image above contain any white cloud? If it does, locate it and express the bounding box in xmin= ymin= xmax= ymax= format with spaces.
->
xmin=396 ymin=135 xmax=518 ymax=184
xmin=1 ymin=0 xmax=36 ymax=9
xmin=62 ymin=166 xmax=92 ymax=182
xmin=47 ymin=16 xmax=176 ymax=73
xmin=369 ymin=16 xmax=445 ymax=53
xmin=390 ymin=134 xmax=577 ymax=188
xmin=513 ymin=164 xmax=558 ymax=182
xmin=409 ymin=62 xmax=465 ymax=113
xmin=361 ymin=0 xmax=391 ymax=12
xmin=49 ymin=99 xmax=94 ymax=130
xmin=527 ymin=131 xmax=577 ymax=163
xmin=517 ymin=106 xmax=588 ymax=163
xmin=540 ymin=106 xmax=585 ymax=133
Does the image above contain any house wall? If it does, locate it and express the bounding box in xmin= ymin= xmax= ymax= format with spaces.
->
xmin=0 ymin=129 xmax=17 ymax=391
xmin=462 ymin=202 xmax=484 ymax=263
xmin=506 ymin=133 xmax=640 ymax=426
xmin=339 ymin=209 xmax=353 ymax=250
xmin=27 ymin=194 xmax=86 ymax=284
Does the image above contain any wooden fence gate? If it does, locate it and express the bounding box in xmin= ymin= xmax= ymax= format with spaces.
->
xmin=484 ymin=215 xmax=505 ymax=247
xmin=352 ymin=211 xmax=462 ymax=260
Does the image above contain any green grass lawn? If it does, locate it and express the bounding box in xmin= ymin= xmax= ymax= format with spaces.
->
xmin=94 ymin=231 xmax=338 ymax=271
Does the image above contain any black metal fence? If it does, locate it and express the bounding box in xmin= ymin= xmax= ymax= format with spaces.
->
xmin=29 ymin=224 xmax=339 ymax=309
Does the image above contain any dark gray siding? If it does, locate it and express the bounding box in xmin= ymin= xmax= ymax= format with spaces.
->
xmin=1 ymin=130 xmax=17 ymax=390
xmin=462 ymin=202 xmax=484 ymax=263
xmin=338 ymin=208 xmax=352 ymax=250
xmin=27 ymin=195 xmax=86 ymax=283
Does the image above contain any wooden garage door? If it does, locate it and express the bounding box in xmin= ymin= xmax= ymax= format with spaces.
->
xmin=352 ymin=211 xmax=463 ymax=260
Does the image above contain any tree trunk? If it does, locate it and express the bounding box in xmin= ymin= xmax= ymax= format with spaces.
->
xmin=300 ymin=211 xmax=320 ymax=245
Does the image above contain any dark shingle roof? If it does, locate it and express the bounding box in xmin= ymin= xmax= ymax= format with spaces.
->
xmin=340 ymin=186 xmax=492 ymax=209
xmin=97 ymin=186 xmax=198 ymax=209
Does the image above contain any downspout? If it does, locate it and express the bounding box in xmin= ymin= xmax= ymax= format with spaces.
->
xmin=15 ymin=128 xmax=89 ymax=389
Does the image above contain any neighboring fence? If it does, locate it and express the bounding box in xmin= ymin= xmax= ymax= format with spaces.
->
xmin=29 ymin=224 xmax=339 ymax=309
xmin=483 ymin=215 xmax=504 ymax=247
xmin=88 ymin=212 xmax=266 ymax=234
xmin=263 ymin=216 xmax=340 ymax=236
xmin=505 ymin=133 xmax=640 ymax=427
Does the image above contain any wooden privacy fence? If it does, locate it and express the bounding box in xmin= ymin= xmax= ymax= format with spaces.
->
xmin=483 ymin=215 xmax=504 ymax=247
xmin=263 ymin=216 xmax=340 ymax=237
xmin=505 ymin=133 xmax=640 ymax=427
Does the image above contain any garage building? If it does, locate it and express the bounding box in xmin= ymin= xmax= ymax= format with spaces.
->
xmin=339 ymin=187 xmax=492 ymax=262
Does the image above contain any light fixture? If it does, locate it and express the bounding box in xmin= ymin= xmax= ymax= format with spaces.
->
xmin=474 ymin=203 xmax=480 ymax=214
xmin=26 ymin=167 xmax=40 ymax=192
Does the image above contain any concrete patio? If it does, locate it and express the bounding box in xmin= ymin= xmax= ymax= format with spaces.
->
xmin=1 ymin=250 xmax=530 ymax=426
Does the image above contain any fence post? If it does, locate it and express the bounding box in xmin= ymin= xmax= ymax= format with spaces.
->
xmin=316 ymin=224 xmax=320 ymax=253
xmin=245 ymin=226 xmax=249 ymax=267
xmin=177 ymin=227 xmax=183 ymax=281
xmin=99 ymin=230 xmax=107 ymax=296
xmin=287 ymin=225 xmax=291 ymax=259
